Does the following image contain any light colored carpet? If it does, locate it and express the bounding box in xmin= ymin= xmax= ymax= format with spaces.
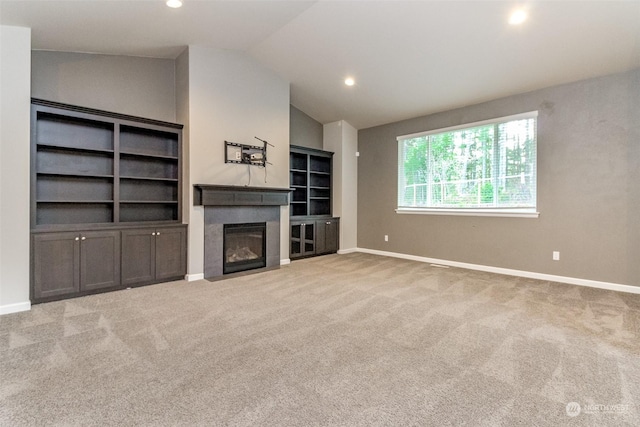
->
xmin=1 ymin=253 xmax=639 ymax=426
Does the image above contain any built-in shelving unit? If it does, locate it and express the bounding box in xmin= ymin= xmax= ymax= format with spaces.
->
xmin=289 ymin=145 xmax=339 ymax=259
xmin=30 ymin=99 xmax=186 ymax=304
xmin=290 ymin=145 xmax=333 ymax=217
xmin=31 ymin=99 xmax=182 ymax=228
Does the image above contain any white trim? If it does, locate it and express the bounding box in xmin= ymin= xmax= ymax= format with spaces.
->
xmin=185 ymin=273 xmax=205 ymax=282
xmin=397 ymin=110 xmax=539 ymax=141
xmin=337 ymin=248 xmax=358 ymax=254
xmin=0 ymin=301 xmax=31 ymax=315
xmin=355 ymin=248 xmax=640 ymax=295
xmin=280 ymin=258 xmax=291 ymax=265
xmin=396 ymin=208 xmax=540 ymax=218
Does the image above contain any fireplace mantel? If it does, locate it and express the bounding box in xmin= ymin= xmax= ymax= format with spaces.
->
xmin=198 ymin=185 xmax=288 ymax=279
xmin=194 ymin=185 xmax=292 ymax=207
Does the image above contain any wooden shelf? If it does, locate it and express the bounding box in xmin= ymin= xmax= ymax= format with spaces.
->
xmin=37 ymin=200 xmax=113 ymax=203
xmin=119 ymin=204 xmax=178 ymax=222
xmin=120 ymin=200 xmax=178 ymax=204
xmin=120 ymin=151 xmax=178 ymax=160
xmin=37 ymin=143 xmax=114 ymax=154
xmin=120 ymin=125 xmax=179 ymax=158
xmin=37 ymin=171 xmax=114 ymax=179
xmin=120 ymin=176 xmax=178 ymax=182
xmin=36 ymin=203 xmax=114 ymax=225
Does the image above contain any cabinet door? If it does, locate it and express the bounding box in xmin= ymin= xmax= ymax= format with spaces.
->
xmin=316 ymin=218 xmax=339 ymax=255
xmin=302 ymin=222 xmax=315 ymax=256
xmin=80 ymin=230 xmax=121 ymax=291
xmin=32 ymin=232 xmax=80 ymax=299
xmin=121 ymin=228 xmax=156 ymax=286
xmin=155 ymin=226 xmax=187 ymax=280
xmin=290 ymin=222 xmax=304 ymax=259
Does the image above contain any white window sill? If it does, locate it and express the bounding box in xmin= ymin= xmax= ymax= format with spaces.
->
xmin=395 ymin=208 xmax=540 ymax=218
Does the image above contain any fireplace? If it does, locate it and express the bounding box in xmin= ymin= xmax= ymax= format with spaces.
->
xmin=223 ymin=222 xmax=266 ymax=274
xmin=194 ymin=185 xmax=291 ymax=280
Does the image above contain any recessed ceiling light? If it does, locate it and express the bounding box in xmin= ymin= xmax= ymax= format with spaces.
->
xmin=345 ymin=77 xmax=355 ymax=86
xmin=509 ymin=9 xmax=527 ymax=25
xmin=166 ymin=0 xmax=182 ymax=8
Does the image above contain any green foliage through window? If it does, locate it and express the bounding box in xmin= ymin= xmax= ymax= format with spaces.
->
xmin=397 ymin=113 xmax=537 ymax=210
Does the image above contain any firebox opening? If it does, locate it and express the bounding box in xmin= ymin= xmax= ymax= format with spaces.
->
xmin=223 ymin=222 xmax=267 ymax=274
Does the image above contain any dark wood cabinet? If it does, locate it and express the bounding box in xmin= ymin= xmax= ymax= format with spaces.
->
xmin=155 ymin=226 xmax=187 ymax=280
xmin=32 ymin=230 xmax=120 ymax=300
xmin=121 ymin=225 xmax=186 ymax=286
xmin=290 ymin=218 xmax=339 ymax=259
xmin=315 ymin=218 xmax=339 ymax=255
xmin=120 ymin=228 xmax=156 ymax=286
xmin=79 ymin=231 xmax=121 ymax=291
xmin=30 ymin=99 xmax=187 ymax=303
xmin=290 ymin=220 xmax=316 ymax=259
xmin=32 ymin=232 xmax=80 ymax=299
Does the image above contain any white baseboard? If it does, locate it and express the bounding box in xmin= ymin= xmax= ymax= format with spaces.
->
xmin=337 ymin=248 xmax=358 ymax=255
xmin=280 ymin=259 xmax=291 ymax=265
xmin=356 ymin=248 xmax=640 ymax=295
xmin=185 ymin=273 xmax=205 ymax=282
xmin=0 ymin=301 xmax=31 ymax=315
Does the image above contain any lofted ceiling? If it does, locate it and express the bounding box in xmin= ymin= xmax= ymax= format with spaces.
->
xmin=1 ymin=0 xmax=639 ymax=129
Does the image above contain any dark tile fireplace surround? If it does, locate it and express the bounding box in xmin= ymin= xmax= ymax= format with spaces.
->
xmin=194 ymin=185 xmax=291 ymax=279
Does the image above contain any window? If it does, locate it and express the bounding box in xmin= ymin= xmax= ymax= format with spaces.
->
xmin=397 ymin=112 xmax=538 ymax=217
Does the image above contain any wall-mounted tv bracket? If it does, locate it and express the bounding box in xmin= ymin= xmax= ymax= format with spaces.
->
xmin=224 ymin=137 xmax=274 ymax=167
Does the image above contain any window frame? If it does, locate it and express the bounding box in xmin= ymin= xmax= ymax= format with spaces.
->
xmin=396 ymin=111 xmax=539 ymax=218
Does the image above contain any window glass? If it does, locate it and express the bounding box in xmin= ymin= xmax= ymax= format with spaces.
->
xmin=397 ymin=112 xmax=537 ymax=213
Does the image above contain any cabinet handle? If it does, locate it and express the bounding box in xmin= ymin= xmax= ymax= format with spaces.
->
xmin=75 ymin=237 xmax=80 ymax=241
xmin=152 ymin=232 xmax=156 ymax=236
xmin=156 ymin=232 xmax=160 ymax=236
xmin=326 ymin=222 xmax=331 ymax=225
xmin=81 ymin=236 xmax=86 ymax=241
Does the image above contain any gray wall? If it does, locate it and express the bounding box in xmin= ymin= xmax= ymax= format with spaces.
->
xmin=31 ymin=51 xmax=176 ymax=123
xmin=290 ymin=105 xmax=323 ymax=149
xmin=358 ymin=69 xmax=640 ymax=287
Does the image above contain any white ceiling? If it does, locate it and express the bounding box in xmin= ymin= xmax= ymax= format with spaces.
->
xmin=2 ymin=0 xmax=639 ymax=129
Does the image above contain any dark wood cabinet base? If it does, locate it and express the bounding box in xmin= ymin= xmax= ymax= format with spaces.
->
xmin=31 ymin=224 xmax=187 ymax=304
xmin=290 ymin=217 xmax=339 ymax=260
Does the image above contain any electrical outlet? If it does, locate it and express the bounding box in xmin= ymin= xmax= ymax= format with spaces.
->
xmin=384 ymin=235 xmax=388 ymax=242
xmin=553 ymin=251 xmax=560 ymax=261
